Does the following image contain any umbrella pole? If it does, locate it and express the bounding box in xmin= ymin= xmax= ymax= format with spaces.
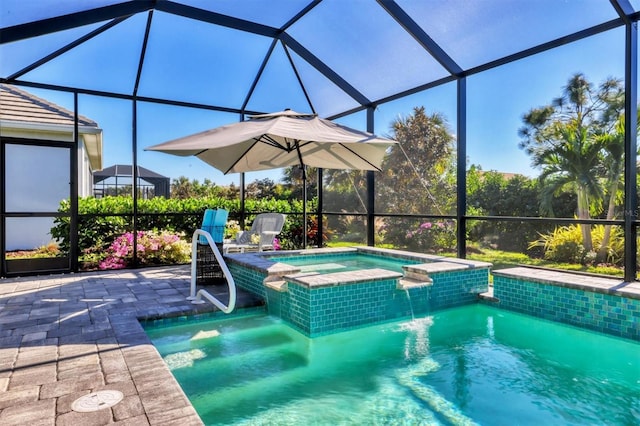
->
xmin=296 ymin=143 xmax=308 ymax=249
xmin=302 ymin=167 xmax=307 ymax=248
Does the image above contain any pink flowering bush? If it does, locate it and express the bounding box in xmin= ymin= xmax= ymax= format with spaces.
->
xmin=99 ymin=230 xmax=191 ymax=270
xmin=404 ymin=220 xmax=456 ymax=252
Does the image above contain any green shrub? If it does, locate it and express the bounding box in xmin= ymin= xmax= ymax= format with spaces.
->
xmin=530 ymin=224 xmax=624 ymax=265
xmin=404 ymin=220 xmax=456 ymax=252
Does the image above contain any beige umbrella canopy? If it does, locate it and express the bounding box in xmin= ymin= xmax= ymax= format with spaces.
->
xmin=146 ymin=109 xmax=397 ymax=247
xmin=146 ymin=110 xmax=396 ymax=175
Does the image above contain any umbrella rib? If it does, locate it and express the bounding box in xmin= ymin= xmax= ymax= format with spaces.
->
xmin=222 ymin=138 xmax=260 ymax=174
xmin=338 ymin=143 xmax=382 ymax=171
xmin=262 ymin=134 xmax=289 ymax=150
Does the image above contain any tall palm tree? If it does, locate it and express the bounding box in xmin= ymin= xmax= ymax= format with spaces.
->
xmin=532 ymin=121 xmax=604 ymax=250
xmin=519 ymin=74 xmax=623 ymax=253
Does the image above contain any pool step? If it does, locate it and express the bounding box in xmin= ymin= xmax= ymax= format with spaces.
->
xmin=151 ymin=317 xmax=285 ymax=357
xmin=170 ymin=341 xmax=308 ymax=391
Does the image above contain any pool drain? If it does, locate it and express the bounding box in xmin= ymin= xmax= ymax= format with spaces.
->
xmin=71 ymin=390 xmax=124 ymax=412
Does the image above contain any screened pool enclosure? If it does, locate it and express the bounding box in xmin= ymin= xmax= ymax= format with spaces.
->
xmin=1 ymin=0 xmax=640 ymax=280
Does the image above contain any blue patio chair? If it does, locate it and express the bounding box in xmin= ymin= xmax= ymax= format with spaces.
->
xmin=198 ymin=209 xmax=217 ymax=244
xmin=196 ymin=208 xmax=229 ymax=285
xmin=199 ymin=208 xmax=228 ymax=244
xmin=210 ymin=208 xmax=228 ymax=243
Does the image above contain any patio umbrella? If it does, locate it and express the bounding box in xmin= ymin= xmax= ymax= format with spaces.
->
xmin=146 ymin=109 xmax=397 ymax=246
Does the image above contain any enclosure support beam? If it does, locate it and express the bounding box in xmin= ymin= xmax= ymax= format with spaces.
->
xmin=377 ymin=0 xmax=463 ymax=76
xmin=0 ymin=135 xmax=4 ymax=276
xmin=70 ymin=93 xmax=79 ymax=273
xmin=456 ymin=78 xmax=467 ymax=259
xmin=624 ymin=21 xmax=638 ymax=282
xmin=367 ymin=107 xmax=376 ymax=247
xmin=0 ymin=1 xmax=155 ymax=43
xmin=132 ymin=100 xmax=140 ymax=267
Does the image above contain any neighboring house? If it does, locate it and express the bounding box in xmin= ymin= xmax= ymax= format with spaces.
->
xmin=0 ymin=84 xmax=103 ymax=251
xmin=94 ymin=164 xmax=171 ymax=199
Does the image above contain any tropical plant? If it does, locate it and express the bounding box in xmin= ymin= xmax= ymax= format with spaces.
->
xmin=529 ymin=223 xmax=624 ymax=266
xmin=519 ymin=73 xmax=625 ymax=252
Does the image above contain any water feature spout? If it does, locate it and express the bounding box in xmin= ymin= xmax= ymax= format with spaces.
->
xmin=404 ymin=288 xmax=415 ymax=320
xmin=397 ymin=277 xmax=432 ymax=320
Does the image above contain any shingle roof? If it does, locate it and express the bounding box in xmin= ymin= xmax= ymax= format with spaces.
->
xmin=0 ymin=84 xmax=97 ymax=128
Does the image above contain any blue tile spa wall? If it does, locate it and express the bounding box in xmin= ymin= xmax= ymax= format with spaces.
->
xmin=228 ymin=263 xmax=267 ymax=299
xmin=282 ymin=278 xmax=418 ymax=336
xmin=493 ymin=276 xmax=640 ymax=341
xmin=230 ymin=261 xmax=490 ymax=336
xmin=430 ymin=268 xmax=490 ymax=311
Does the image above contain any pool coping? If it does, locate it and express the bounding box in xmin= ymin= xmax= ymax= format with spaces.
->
xmin=285 ymin=268 xmax=402 ymax=288
xmin=224 ymin=246 xmax=493 ymax=282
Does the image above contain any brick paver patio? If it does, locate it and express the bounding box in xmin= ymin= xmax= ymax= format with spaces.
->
xmin=0 ymin=265 xmax=262 ymax=425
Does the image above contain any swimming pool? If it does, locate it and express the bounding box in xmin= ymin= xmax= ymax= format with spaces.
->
xmin=144 ymin=304 xmax=640 ymax=425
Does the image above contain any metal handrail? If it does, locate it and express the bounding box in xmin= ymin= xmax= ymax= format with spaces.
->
xmin=188 ymin=229 xmax=236 ymax=313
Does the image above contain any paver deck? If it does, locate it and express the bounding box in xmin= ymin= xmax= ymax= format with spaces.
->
xmin=0 ymin=265 xmax=263 ymax=426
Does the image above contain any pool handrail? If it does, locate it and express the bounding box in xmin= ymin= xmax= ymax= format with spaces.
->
xmin=189 ymin=229 xmax=236 ymax=313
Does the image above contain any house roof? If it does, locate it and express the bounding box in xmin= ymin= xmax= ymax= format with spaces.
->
xmin=0 ymin=83 xmax=104 ymax=170
xmin=93 ymin=164 xmax=169 ymax=181
xmin=0 ymin=83 xmax=97 ymax=128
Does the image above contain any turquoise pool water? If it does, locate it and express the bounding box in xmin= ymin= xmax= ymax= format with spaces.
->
xmin=267 ymin=252 xmax=420 ymax=273
xmin=144 ymin=305 xmax=640 ymax=425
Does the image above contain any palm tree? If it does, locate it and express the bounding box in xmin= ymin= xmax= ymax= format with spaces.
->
xmin=532 ymin=121 xmax=604 ymax=250
xmin=519 ymin=74 xmax=624 ymax=253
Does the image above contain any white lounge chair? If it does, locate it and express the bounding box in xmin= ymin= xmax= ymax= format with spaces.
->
xmin=224 ymin=213 xmax=286 ymax=253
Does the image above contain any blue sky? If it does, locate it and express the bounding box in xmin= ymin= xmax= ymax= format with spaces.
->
xmin=1 ymin=1 xmax=629 ymax=186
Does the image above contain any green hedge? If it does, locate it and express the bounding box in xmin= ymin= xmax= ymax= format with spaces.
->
xmin=51 ymin=196 xmax=315 ymax=261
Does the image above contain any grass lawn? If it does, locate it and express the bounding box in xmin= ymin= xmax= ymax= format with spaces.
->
xmin=465 ymin=247 xmax=624 ymax=277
